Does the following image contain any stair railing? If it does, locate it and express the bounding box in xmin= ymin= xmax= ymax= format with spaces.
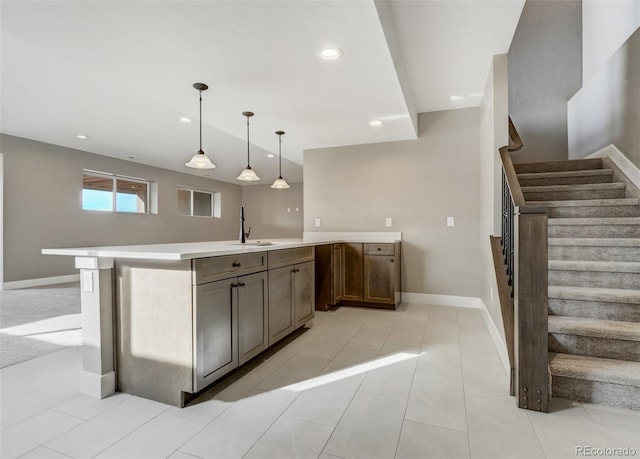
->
xmin=499 ymin=117 xmax=550 ymax=412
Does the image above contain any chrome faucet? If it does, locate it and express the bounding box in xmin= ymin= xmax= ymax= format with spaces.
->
xmin=239 ymin=206 xmax=251 ymax=243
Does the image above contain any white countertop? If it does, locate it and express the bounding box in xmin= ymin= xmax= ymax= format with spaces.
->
xmin=42 ymin=232 xmax=402 ymax=261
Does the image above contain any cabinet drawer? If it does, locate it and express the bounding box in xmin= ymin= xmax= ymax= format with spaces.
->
xmin=268 ymin=246 xmax=314 ymax=269
xmin=363 ymin=243 xmax=394 ymax=256
xmin=193 ymin=252 xmax=267 ymax=284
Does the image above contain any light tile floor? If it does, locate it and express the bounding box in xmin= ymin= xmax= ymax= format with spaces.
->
xmin=1 ymin=303 xmax=639 ymax=458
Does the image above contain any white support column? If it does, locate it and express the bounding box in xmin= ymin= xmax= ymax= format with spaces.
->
xmin=75 ymin=256 xmax=116 ymax=398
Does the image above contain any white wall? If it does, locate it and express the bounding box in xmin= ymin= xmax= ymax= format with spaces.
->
xmin=582 ymin=0 xmax=640 ymax=83
xmin=0 ymin=153 xmax=3 ymax=289
xmin=304 ymin=108 xmax=484 ymax=298
xmin=569 ymin=4 xmax=640 ymax=165
xmin=479 ymin=54 xmax=510 ymax=342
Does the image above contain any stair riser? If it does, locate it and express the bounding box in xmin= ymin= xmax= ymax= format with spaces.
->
xmin=519 ymin=175 xmax=613 ymax=187
xmin=548 ymin=225 xmax=640 ymax=238
xmin=549 ymin=245 xmax=640 ymax=262
xmin=514 ymin=159 xmax=603 ymax=174
xmin=549 ymin=299 xmax=640 ymax=322
xmin=547 ymin=206 xmax=640 ymax=218
xmin=549 ymin=334 xmax=640 ymax=361
xmin=551 ymin=377 xmax=640 ymax=410
xmin=549 ymin=270 xmax=640 ymax=289
xmin=524 ymin=189 xmax=625 ymax=201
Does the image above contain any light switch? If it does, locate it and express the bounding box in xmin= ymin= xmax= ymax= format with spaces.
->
xmin=83 ymin=271 xmax=94 ymax=292
xmin=296 ymin=207 xmax=300 ymax=212
xmin=385 ymin=218 xmax=392 ymax=227
xmin=315 ymin=218 xmax=321 ymax=227
xmin=447 ymin=217 xmax=455 ymax=227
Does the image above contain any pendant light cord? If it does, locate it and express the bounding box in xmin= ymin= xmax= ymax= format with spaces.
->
xmin=246 ymin=115 xmax=250 ymax=167
xmin=199 ymin=91 xmax=203 ymax=152
xmin=278 ymin=133 xmax=283 ymax=178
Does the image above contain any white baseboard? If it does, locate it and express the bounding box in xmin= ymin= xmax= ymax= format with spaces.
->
xmin=402 ymin=292 xmax=510 ymax=373
xmin=401 ymin=292 xmax=484 ymax=308
xmin=587 ymin=144 xmax=640 ymax=188
xmin=2 ymin=274 xmax=80 ymax=290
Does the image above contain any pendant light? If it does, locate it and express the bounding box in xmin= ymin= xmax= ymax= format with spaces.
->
xmin=236 ymin=111 xmax=260 ymax=181
xmin=271 ymin=130 xmax=290 ymax=189
xmin=185 ymin=83 xmax=216 ymax=169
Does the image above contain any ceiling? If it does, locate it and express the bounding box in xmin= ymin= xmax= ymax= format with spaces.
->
xmin=1 ymin=0 xmax=524 ymax=185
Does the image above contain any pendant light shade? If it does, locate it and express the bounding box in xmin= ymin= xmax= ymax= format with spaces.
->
xmin=185 ymin=83 xmax=215 ymax=169
xmin=237 ymin=111 xmax=260 ymax=181
xmin=271 ymin=130 xmax=290 ymax=189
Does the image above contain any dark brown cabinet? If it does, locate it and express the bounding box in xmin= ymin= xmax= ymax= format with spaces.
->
xmin=315 ymin=241 xmax=401 ymax=310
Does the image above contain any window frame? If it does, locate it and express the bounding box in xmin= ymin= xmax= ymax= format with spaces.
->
xmin=177 ymin=186 xmax=221 ymax=218
xmin=82 ymin=170 xmax=150 ymax=214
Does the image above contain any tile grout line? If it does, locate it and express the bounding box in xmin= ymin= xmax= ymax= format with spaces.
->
xmin=455 ymin=308 xmax=473 ymax=459
xmin=392 ymin=305 xmax=430 ymax=458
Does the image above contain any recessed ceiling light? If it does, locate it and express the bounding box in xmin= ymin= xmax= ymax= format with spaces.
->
xmin=267 ymin=153 xmax=275 ymax=158
xmin=76 ymin=134 xmax=88 ymax=139
xmin=320 ymin=48 xmax=343 ymax=60
xmin=370 ymin=120 xmax=383 ymax=127
xmin=180 ymin=117 xmax=191 ymax=123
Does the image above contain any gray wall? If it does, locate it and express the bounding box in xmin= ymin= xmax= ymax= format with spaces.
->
xmin=241 ymin=183 xmax=303 ymax=240
xmin=508 ymin=0 xmax=582 ymax=163
xmin=569 ymin=27 xmax=640 ymax=167
xmin=304 ymin=108 xmax=484 ymax=297
xmin=2 ymin=134 xmax=242 ymax=282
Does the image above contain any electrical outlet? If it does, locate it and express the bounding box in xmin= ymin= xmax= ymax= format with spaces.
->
xmin=287 ymin=207 xmax=291 ymax=213
xmin=83 ymin=271 xmax=94 ymax=293
xmin=314 ymin=218 xmax=321 ymax=227
xmin=296 ymin=207 xmax=300 ymax=212
xmin=447 ymin=217 xmax=455 ymax=227
xmin=385 ymin=218 xmax=392 ymax=227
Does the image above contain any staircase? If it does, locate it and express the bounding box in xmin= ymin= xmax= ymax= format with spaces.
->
xmin=514 ymin=157 xmax=640 ymax=410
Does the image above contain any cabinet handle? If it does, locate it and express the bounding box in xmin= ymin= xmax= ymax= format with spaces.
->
xmin=390 ymin=259 xmax=394 ymax=263
xmin=291 ymin=268 xmax=299 ymax=273
xmin=238 ymin=282 xmax=246 ymax=287
xmin=232 ymin=261 xmax=241 ymax=268
xmin=230 ymin=283 xmax=238 ymax=288
xmin=377 ymin=247 xmax=381 ymax=251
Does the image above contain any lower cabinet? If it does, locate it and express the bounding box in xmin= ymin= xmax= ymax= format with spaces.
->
xmin=316 ymin=242 xmax=401 ymax=310
xmin=268 ymin=260 xmax=315 ymax=346
xmin=194 ymin=270 xmax=267 ymax=391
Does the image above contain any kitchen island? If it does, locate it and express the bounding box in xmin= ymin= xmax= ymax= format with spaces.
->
xmin=43 ymin=233 xmax=401 ymax=407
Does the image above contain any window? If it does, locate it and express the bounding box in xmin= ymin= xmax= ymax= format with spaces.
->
xmin=177 ymin=187 xmax=220 ymax=218
xmin=82 ymin=171 xmax=149 ymax=213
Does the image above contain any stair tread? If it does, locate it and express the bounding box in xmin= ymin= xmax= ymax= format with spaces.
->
xmin=549 ymin=352 xmax=640 ymax=386
xmin=548 ymin=315 xmax=640 ymax=341
xmin=548 ymin=217 xmax=640 ymax=225
xmin=548 ymin=237 xmax=640 ymax=247
xmin=522 ymin=183 xmax=625 ymax=192
xmin=517 ymin=169 xmax=614 ymax=179
xmin=533 ymin=198 xmax=639 ymax=207
xmin=549 ymin=285 xmax=640 ymax=305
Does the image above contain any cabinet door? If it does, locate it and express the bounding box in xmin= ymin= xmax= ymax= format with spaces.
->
xmin=294 ymin=261 xmax=315 ymax=327
xmin=268 ymin=265 xmax=294 ymax=346
xmin=193 ymin=279 xmax=238 ymax=391
xmin=363 ymin=255 xmax=395 ymax=304
xmin=237 ymin=271 xmax=269 ymax=365
xmin=342 ymin=243 xmax=363 ymax=301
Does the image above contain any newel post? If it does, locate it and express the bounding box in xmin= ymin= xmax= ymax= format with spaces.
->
xmin=514 ymin=209 xmax=549 ymax=412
